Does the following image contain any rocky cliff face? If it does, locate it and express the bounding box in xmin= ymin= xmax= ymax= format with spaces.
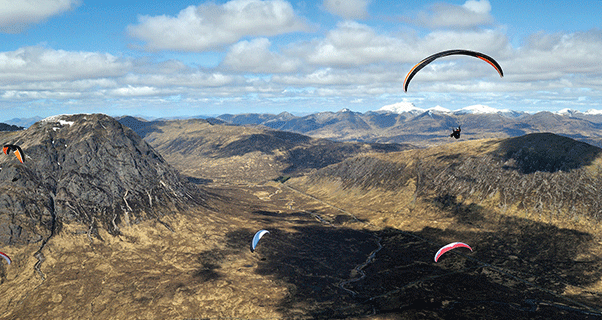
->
xmin=0 ymin=114 xmax=203 ymax=246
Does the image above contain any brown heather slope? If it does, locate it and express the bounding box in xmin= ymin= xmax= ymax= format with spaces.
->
xmin=119 ymin=117 xmax=414 ymax=184
xmin=293 ymin=133 xmax=602 ymax=226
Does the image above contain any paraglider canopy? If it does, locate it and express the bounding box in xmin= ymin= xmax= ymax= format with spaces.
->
xmin=250 ymin=230 xmax=270 ymax=253
xmin=404 ymin=49 xmax=504 ymax=92
xmin=0 ymin=251 xmax=11 ymax=265
xmin=434 ymin=242 xmax=472 ymax=262
xmin=3 ymin=144 xmax=24 ymax=163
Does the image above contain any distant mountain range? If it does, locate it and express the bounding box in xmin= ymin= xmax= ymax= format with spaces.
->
xmin=6 ymin=105 xmax=602 ymax=148
xmin=212 ymin=106 xmax=602 ymax=148
xmin=2 ymin=116 xmax=42 ymax=128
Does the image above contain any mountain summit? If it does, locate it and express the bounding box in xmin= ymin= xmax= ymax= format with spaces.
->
xmin=0 ymin=114 xmax=202 ymax=246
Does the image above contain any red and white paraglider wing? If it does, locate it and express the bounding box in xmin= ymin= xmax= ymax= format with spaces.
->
xmin=434 ymin=242 xmax=472 ymax=262
xmin=0 ymin=251 xmax=11 ymax=265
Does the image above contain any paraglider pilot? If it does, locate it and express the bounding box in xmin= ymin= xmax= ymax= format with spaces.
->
xmin=450 ymin=126 xmax=461 ymax=139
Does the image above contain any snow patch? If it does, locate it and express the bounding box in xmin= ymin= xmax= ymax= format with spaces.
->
xmin=41 ymin=114 xmax=73 ymax=123
xmin=585 ymin=109 xmax=602 ymax=115
xmin=40 ymin=114 xmax=75 ymax=126
xmin=380 ymin=102 xmax=451 ymax=114
xmin=556 ymin=108 xmax=576 ymax=115
xmin=429 ymin=105 xmax=451 ymax=113
xmin=379 ymin=101 xmax=421 ymax=114
xmin=454 ymin=104 xmax=512 ymax=115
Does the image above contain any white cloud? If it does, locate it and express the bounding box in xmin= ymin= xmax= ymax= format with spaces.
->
xmin=127 ymin=0 xmax=309 ymax=52
xmin=0 ymin=0 xmax=80 ymax=33
xmin=272 ymin=66 xmax=399 ymax=87
xmin=109 ymin=86 xmax=159 ymax=97
xmin=298 ymin=21 xmax=408 ymax=66
xmin=293 ymin=21 xmax=510 ymax=69
xmin=0 ymin=46 xmax=131 ymax=82
xmin=222 ymin=38 xmax=301 ymax=73
xmin=409 ymin=0 xmax=493 ymax=29
xmin=510 ymin=30 xmax=602 ymax=77
xmin=322 ymin=0 xmax=370 ymax=19
xmin=123 ymin=70 xmax=240 ymax=88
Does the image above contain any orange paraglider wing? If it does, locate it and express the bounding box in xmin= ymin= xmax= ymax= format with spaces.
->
xmin=13 ymin=147 xmax=24 ymax=163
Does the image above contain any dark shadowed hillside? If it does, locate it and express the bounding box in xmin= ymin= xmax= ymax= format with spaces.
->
xmin=0 ymin=123 xmax=24 ymax=132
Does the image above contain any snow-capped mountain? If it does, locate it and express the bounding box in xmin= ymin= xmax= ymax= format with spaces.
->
xmin=379 ymin=103 xmax=526 ymax=117
xmin=379 ymin=102 xmax=451 ymax=114
xmin=453 ymin=104 xmax=512 ymax=114
xmin=556 ymin=108 xmax=602 ymax=116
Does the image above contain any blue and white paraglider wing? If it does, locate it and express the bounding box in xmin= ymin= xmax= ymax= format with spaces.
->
xmin=250 ymin=230 xmax=270 ymax=253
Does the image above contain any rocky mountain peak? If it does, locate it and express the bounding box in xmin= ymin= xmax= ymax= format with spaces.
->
xmin=0 ymin=113 xmax=202 ymax=245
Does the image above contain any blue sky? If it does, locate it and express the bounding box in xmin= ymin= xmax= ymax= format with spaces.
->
xmin=0 ymin=0 xmax=601 ymax=120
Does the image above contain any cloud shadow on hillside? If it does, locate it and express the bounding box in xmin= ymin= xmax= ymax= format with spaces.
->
xmin=496 ymin=133 xmax=601 ymax=174
xmin=221 ymin=204 xmax=602 ymax=318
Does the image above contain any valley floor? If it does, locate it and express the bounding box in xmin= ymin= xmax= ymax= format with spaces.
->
xmin=1 ymin=175 xmax=602 ymax=319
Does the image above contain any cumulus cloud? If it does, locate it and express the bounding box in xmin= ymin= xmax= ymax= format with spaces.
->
xmin=0 ymin=46 xmax=132 ymax=82
xmin=222 ymin=38 xmax=301 ymax=73
xmin=512 ymin=30 xmax=602 ymax=76
xmin=123 ymin=71 xmax=239 ymax=88
xmin=272 ymin=66 xmax=399 ymax=87
xmin=0 ymin=0 xmax=80 ymax=33
xmin=296 ymin=21 xmax=407 ymax=66
xmin=408 ymin=0 xmax=493 ymax=29
xmin=322 ymin=0 xmax=370 ymax=19
xmin=127 ymin=0 xmax=309 ymax=52
xmin=293 ymin=21 xmax=509 ymax=68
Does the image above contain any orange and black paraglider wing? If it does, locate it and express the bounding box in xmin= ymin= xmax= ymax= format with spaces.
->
xmin=13 ymin=146 xmax=24 ymax=163
xmin=403 ymin=49 xmax=504 ymax=92
xmin=3 ymin=145 xmax=24 ymax=163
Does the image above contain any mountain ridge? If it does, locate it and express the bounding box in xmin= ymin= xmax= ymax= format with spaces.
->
xmin=290 ymin=132 xmax=602 ymax=226
xmin=211 ymin=108 xmax=602 ymax=148
xmin=0 ymin=114 xmax=203 ymax=246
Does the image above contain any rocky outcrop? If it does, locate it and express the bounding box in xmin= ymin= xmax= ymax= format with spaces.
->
xmin=0 ymin=114 xmax=203 ymax=246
